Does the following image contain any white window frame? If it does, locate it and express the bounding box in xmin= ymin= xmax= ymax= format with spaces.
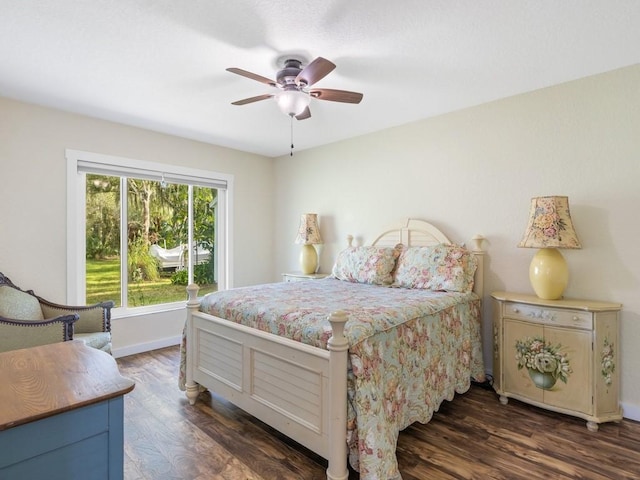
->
xmin=66 ymin=149 xmax=234 ymax=317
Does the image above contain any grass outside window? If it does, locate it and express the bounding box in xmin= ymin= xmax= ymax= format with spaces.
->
xmin=86 ymin=259 xmax=216 ymax=307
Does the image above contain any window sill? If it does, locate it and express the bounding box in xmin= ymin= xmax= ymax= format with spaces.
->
xmin=111 ymin=301 xmax=186 ymax=320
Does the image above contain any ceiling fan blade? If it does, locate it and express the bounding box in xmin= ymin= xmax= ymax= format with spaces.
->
xmin=310 ymin=88 xmax=363 ymax=104
xmin=295 ymin=57 xmax=336 ymax=86
xmin=231 ymin=94 xmax=274 ymax=106
xmin=226 ymin=67 xmax=277 ymax=87
xmin=295 ymin=106 xmax=311 ymax=120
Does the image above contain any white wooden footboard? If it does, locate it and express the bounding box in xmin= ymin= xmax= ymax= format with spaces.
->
xmin=185 ymin=284 xmax=349 ymax=480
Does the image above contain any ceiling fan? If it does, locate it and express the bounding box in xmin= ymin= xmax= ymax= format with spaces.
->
xmin=226 ymin=56 xmax=364 ymax=120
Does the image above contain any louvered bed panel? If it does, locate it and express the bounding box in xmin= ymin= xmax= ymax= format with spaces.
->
xmin=189 ymin=313 xmax=341 ymax=462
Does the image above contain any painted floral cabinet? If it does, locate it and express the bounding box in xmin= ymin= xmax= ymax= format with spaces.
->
xmin=491 ymin=292 xmax=621 ymax=431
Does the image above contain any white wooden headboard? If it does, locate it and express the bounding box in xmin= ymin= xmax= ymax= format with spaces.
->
xmin=350 ymin=218 xmax=486 ymax=298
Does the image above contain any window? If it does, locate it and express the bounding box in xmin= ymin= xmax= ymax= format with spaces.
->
xmin=67 ymin=150 xmax=233 ymax=314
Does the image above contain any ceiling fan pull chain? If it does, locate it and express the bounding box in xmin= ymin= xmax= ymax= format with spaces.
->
xmin=290 ymin=114 xmax=294 ymax=156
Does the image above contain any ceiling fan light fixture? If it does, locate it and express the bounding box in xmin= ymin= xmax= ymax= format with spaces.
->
xmin=275 ymin=90 xmax=310 ymax=116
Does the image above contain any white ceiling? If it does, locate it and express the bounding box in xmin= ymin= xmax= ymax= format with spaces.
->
xmin=1 ymin=1 xmax=639 ymax=158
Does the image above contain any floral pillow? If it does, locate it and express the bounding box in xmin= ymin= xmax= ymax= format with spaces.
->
xmin=392 ymin=244 xmax=477 ymax=292
xmin=331 ymin=245 xmax=402 ymax=285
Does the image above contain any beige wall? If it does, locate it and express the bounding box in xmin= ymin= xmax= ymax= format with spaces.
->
xmin=274 ymin=64 xmax=640 ymax=419
xmin=0 ymin=97 xmax=275 ymax=357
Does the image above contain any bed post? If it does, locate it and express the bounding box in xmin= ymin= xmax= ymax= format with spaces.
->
xmin=471 ymin=234 xmax=485 ymax=299
xmin=185 ymin=283 xmax=200 ymax=406
xmin=326 ymin=310 xmax=349 ymax=480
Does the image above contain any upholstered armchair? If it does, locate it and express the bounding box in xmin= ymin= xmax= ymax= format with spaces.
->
xmin=0 ymin=272 xmax=114 ymax=354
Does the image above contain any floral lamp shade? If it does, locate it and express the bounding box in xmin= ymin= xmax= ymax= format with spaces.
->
xmin=518 ymin=196 xmax=581 ymax=249
xmin=518 ymin=196 xmax=581 ymax=300
xmin=295 ymin=213 xmax=322 ymax=274
xmin=295 ymin=213 xmax=323 ymax=245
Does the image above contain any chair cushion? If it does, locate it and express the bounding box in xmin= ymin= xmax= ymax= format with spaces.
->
xmin=0 ymin=286 xmax=44 ymax=321
xmin=74 ymin=332 xmax=112 ymax=354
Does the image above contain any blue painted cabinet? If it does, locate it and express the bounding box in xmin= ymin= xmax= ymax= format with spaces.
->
xmin=0 ymin=341 xmax=134 ymax=480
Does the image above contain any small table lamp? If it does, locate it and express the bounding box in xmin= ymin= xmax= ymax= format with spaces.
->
xmin=518 ymin=196 xmax=581 ymax=300
xmin=295 ymin=213 xmax=323 ymax=274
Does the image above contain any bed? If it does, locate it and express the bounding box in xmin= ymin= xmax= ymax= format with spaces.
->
xmin=179 ymin=218 xmax=486 ymax=480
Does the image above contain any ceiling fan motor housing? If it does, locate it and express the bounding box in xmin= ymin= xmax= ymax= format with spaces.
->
xmin=277 ymin=59 xmax=305 ymax=87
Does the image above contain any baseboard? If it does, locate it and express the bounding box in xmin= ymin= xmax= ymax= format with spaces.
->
xmin=621 ymin=401 xmax=640 ymax=422
xmin=112 ymin=335 xmax=181 ymax=359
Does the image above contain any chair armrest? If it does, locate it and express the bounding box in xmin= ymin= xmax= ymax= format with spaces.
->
xmin=39 ymin=299 xmax=115 ymax=334
xmin=0 ymin=314 xmax=78 ymax=353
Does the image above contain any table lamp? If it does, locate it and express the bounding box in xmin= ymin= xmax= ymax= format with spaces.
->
xmin=295 ymin=213 xmax=323 ymax=274
xmin=517 ymin=196 xmax=581 ymax=300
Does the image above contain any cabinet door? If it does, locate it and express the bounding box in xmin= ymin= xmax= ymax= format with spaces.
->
xmin=543 ymin=326 xmax=592 ymax=414
xmin=504 ymin=318 xmax=592 ymax=415
xmin=503 ymin=319 xmax=544 ymax=403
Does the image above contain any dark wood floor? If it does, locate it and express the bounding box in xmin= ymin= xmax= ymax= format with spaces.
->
xmin=117 ymin=346 xmax=640 ymax=479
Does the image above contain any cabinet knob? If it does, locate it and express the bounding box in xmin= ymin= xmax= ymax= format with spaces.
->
xmin=572 ymin=316 xmax=579 ymax=321
xmin=513 ymin=308 xmax=520 ymax=313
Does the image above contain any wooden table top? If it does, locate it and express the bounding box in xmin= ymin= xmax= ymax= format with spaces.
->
xmin=0 ymin=341 xmax=135 ymax=431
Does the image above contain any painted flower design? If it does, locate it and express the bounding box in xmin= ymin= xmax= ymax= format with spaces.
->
xmin=601 ymin=338 xmax=615 ymax=386
xmin=493 ymin=323 xmax=500 ymax=361
xmin=515 ymin=336 xmax=572 ymax=384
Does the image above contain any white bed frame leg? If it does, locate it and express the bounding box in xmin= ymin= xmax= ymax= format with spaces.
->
xmin=185 ymin=283 xmax=201 ymax=406
xmin=327 ymin=310 xmax=349 ymax=480
xmin=185 ymin=383 xmax=199 ymax=406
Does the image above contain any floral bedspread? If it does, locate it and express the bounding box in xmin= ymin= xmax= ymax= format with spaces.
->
xmin=179 ymin=278 xmax=484 ymax=480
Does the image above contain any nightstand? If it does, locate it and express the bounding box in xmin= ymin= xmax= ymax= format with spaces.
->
xmin=282 ymin=272 xmax=329 ymax=282
xmin=491 ymin=291 xmax=622 ymax=431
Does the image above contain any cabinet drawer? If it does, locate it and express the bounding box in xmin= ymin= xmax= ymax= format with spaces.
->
xmin=504 ymin=302 xmax=593 ymax=330
xmin=283 ymin=275 xmax=302 ymax=282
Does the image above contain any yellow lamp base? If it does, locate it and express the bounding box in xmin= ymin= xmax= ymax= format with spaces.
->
xmin=299 ymin=244 xmax=318 ymax=274
xmin=529 ymin=248 xmax=569 ymax=300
